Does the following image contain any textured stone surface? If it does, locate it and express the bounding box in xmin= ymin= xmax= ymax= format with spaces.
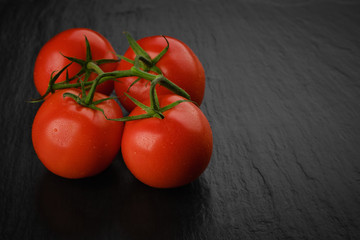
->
xmin=1 ymin=0 xmax=360 ymax=239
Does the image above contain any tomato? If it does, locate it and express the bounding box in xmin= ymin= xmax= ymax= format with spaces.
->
xmin=34 ymin=28 xmax=117 ymax=96
xmin=121 ymin=95 xmax=213 ymax=188
xmin=115 ymin=36 xmax=205 ymax=112
xmin=32 ymin=89 xmax=124 ymax=179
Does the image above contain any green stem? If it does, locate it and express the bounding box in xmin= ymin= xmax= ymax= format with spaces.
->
xmin=150 ymin=76 xmax=163 ymax=111
xmin=51 ymin=70 xmax=132 ymax=91
xmin=84 ymin=77 xmax=99 ymax=104
xmin=83 ymin=62 xmax=106 ymax=104
xmin=87 ymin=61 xmax=105 ymax=75
xmin=130 ymin=66 xmax=156 ymax=80
xmin=108 ymin=73 xmax=188 ymax=122
xmin=48 ymin=64 xmax=190 ymax=103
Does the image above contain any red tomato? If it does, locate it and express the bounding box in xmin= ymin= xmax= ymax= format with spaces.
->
xmin=34 ymin=28 xmax=117 ymax=96
xmin=32 ymin=89 xmax=124 ymax=179
xmin=121 ymin=95 xmax=213 ymax=188
xmin=115 ymin=36 xmax=205 ymax=112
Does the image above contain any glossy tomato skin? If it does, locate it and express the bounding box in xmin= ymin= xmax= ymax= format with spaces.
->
xmin=32 ymin=89 xmax=124 ymax=179
xmin=34 ymin=28 xmax=117 ymax=96
xmin=121 ymin=95 xmax=213 ymax=188
xmin=115 ymin=36 xmax=205 ymax=112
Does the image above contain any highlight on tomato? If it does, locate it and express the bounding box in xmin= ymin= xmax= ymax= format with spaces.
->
xmin=32 ymin=88 xmax=124 ymax=179
xmin=33 ymin=28 xmax=118 ymax=96
xmin=114 ymin=33 xmax=206 ymax=112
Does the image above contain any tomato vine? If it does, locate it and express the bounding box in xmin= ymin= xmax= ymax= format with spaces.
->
xmin=30 ymin=33 xmax=190 ymax=106
xmin=31 ymin=29 xmax=212 ymax=186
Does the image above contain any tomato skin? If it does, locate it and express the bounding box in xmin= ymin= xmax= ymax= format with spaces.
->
xmin=32 ymin=89 xmax=124 ymax=179
xmin=115 ymin=36 xmax=205 ymax=112
xmin=34 ymin=28 xmax=117 ymax=96
xmin=121 ymin=95 xmax=213 ymax=188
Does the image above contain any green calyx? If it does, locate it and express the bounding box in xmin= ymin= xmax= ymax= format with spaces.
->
xmin=116 ymin=32 xmax=169 ymax=92
xmin=119 ymin=32 xmax=168 ymax=75
xmin=29 ymin=36 xmax=119 ymax=103
xmin=61 ymin=71 xmax=118 ymax=120
xmin=109 ymin=75 xmax=192 ymax=122
xmin=62 ymin=92 xmax=118 ymax=121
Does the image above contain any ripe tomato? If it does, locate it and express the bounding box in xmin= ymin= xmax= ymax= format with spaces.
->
xmin=34 ymin=28 xmax=117 ymax=96
xmin=121 ymin=95 xmax=213 ymax=188
xmin=32 ymin=89 xmax=124 ymax=179
xmin=115 ymin=36 xmax=205 ymax=112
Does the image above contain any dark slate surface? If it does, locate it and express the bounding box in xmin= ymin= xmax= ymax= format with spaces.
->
xmin=1 ymin=0 xmax=360 ymax=239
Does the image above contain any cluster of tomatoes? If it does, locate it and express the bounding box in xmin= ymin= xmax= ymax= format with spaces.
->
xmin=31 ymin=28 xmax=213 ymax=188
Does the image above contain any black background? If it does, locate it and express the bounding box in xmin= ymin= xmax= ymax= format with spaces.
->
xmin=1 ymin=0 xmax=360 ymax=239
